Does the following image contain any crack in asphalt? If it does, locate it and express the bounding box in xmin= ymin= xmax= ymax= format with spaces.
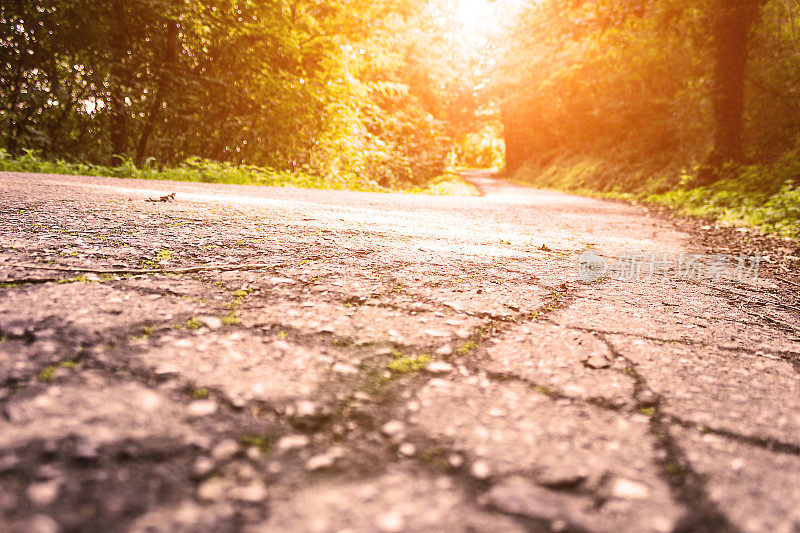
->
xmin=599 ymin=334 xmax=739 ymax=533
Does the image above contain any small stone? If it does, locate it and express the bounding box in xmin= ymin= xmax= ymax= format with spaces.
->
xmin=0 ymin=454 xmax=20 ymax=473
xmin=376 ymin=511 xmax=405 ymax=533
xmin=471 ymin=460 xmax=491 ymax=479
xmin=435 ymin=344 xmax=453 ymax=355
xmin=448 ymin=453 xmax=464 ymax=468
xmin=197 ymin=478 xmax=228 ymax=501
xmin=583 ymin=354 xmax=610 ymax=369
xmin=198 ymin=316 xmax=223 ymax=330
xmin=381 ymin=420 xmax=405 ymax=437
xmin=398 ymin=443 xmax=416 ymax=456
xmin=188 ymin=400 xmax=218 ymax=417
xmin=246 ymin=447 xmax=263 ymax=461
xmin=294 ymin=400 xmax=317 ymax=418
xmin=332 ymin=363 xmax=359 ymax=375
xmin=193 ymin=457 xmax=215 ymax=477
xmin=611 ymin=478 xmax=650 ymax=499
xmin=73 ymin=441 xmax=99 ymax=462
xmin=237 ymin=464 xmax=256 ymax=480
xmin=353 ymin=391 xmax=372 ymax=402
xmin=305 ymin=454 xmax=335 ymax=471
xmin=455 ymin=328 xmax=471 ymax=339
xmin=27 ymin=480 xmax=60 ymax=506
xmin=211 ymin=439 xmax=239 ymax=461
xmin=277 ymin=434 xmax=310 ymax=451
xmin=231 ymin=481 xmax=268 ymax=503
xmin=563 ymin=384 xmax=587 ymax=396
xmin=426 ymin=361 xmax=454 ymax=374
xmin=229 ymin=394 xmax=246 ymax=409
xmin=731 ymin=458 xmax=745 ymax=471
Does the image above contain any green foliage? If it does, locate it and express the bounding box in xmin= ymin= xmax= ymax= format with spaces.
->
xmin=0 ymin=0 xmax=454 ymax=186
xmin=37 ymin=365 xmax=57 ymax=383
xmin=0 ymin=149 xmax=390 ymax=191
xmin=499 ymin=0 xmax=800 ymax=237
xmin=453 ymin=126 xmax=505 ymax=169
xmin=648 ymin=148 xmax=800 ymax=237
xmin=191 ymin=388 xmax=210 ymax=399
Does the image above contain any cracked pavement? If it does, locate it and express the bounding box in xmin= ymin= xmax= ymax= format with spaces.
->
xmin=1 ymin=170 xmax=799 ymax=532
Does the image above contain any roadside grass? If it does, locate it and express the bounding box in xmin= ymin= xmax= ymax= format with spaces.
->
xmin=511 ymin=150 xmax=800 ymax=238
xmin=646 ymin=159 xmax=800 ymax=238
xmin=0 ymin=149 xmax=478 ymax=196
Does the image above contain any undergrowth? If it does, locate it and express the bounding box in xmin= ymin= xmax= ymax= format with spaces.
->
xmin=0 ymin=149 xmax=476 ymax=196
xmin=512 ymin=147 xmax=800 ymax=238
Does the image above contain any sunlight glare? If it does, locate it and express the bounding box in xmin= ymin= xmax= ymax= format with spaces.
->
xmin=433 ymin=0 xmax=503 ymax=53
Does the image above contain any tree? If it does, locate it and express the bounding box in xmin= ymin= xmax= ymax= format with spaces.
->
xmin=708 ymin=0 xmax=763 ymax=166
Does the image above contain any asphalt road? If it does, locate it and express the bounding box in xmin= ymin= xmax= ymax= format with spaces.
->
xmin=1 ymin=170 xmax=799 ymax=532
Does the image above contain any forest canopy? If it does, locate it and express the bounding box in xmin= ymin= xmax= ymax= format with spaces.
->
xmin=2 ymin=0 xmax=800 ymax=198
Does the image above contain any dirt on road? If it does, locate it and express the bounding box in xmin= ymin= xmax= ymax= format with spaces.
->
xmin=1 ymin=170 xmax=799 ymax=532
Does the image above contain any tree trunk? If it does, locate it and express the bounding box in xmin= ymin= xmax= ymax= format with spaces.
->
xmin=707 ymin=0 xmax=761 ymax=166
xmin=108 ymin=0 xmax=128 ymax=165
xmin=135 ymin=9 xmax=178 ymax=165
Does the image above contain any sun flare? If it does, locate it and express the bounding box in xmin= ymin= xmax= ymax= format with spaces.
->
xmin=453 ymin=0 xmax=496 ymax=35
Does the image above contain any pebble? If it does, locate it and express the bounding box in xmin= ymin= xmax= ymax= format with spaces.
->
xmin=197 ymin=478 xmax=228 ymax=501
xmin=470 ymin=460 xmax=491 ymax=479
xmin=193 ymin=457 xmax=215 ymax=477
xmin=381 ymin=420 xmax=405 ymax=437
xmin=74 ymin=441 xmax=99 ymax=462
xmin=584 ymin=354 xmax=610 ymax=369
xmin=211 ymin=439 xmax=239 ymax=461
xmin=229 ymin=395 xmax=246 ymax=409
xmin=398 ymin=443 xmax=416 ymax=456
xmin=188 ymin=400 xmax=218 ymax=417
xmin=448 ymin=453 xmax=465 ymax=468
xmin=611 ymin=478 xmax=650 ymax=499
xmin=231 ymin=481 xmax=268 ymax=503
xmin=198 ymin=316 xmax=223 ymax=330
xmin=426 ymin=361 xmax=454 ymax=374
xmin=246 ymin=447 xmax=263 ymax=461
xmin=376 ymin=511 xmax=405 ymax=533
xmin=332 ymin=363 xmax=359 ymax=375
xmin=237 ymin=464 xmax=256 ymax=480
xmin=305 ymin=454 xmax=335 ymax=471
xmin=27 ymin=480 xmax=60 ymax=506
xmin=0 ymin=454 xmax=20 ymax=473
xmin=277 ymin=434 xmax=310 ymax=451
xmin=294 ymin=400 xmax=318 ymax=418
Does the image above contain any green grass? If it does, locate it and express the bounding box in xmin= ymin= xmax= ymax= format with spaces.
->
xmin=646 ymin=158 xmax=800 ymax=237
xmin=512 ymin=149 xmax=800 ymax=238
xmin=0 ymin=149 xmax=479 ymax=195
xmin=191 ymin=387 xmax=210 ymax=399
xmin=387 ymin=353 xmax=432 ymax=374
